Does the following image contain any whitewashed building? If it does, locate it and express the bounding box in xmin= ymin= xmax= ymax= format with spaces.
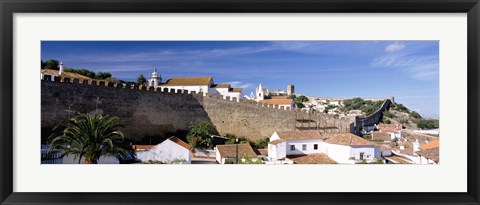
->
xmin=135 ymin=136 xmax=194 ymax=164
xmin=259 ymin=99 xmax=295 ymax=110
xmin=145 ymin=68 xmax=242 ymax=100
xmin=268 ymin=131 xmax=381 ymax=164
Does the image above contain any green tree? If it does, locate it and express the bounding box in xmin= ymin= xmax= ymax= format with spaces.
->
xmin=44 ymin=59 xmax=60 ymax=70
xmin=186 ymin=121 xmax=217 ymax=149
xmin=288 ymin=94 xmax=296 ymax=99
xmin=239 ymin=156 xmax=264 ymax=164
xmin=394 ymin=103 xmax=408 ymax=112
xmin=253 ymin=137 xmax=270 ymax=149
xmin=296 ymin=95 xmax=309 ymax=102
xmin=47 ymin=113 xmax=135 ymax=164
xmin=383 ymin=111 xmax=394 ymax=118
xmin=137 ymin=74 xmax=147 ymax=85
xmin=96 ymin=71 xmax=112 ymax=80
xmin=41 ymin=60 xmax=46 ymax=69
xmin=410 ymin=111 xmax=422 ymax=119
xmin=416 ymin=119 xmax=439 ymax=129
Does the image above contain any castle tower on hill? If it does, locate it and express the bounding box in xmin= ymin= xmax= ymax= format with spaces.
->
xmin=287 ymin=84 xmax=294 ymax=96
xmin=148 ymin=67 xmax=161 ymax=88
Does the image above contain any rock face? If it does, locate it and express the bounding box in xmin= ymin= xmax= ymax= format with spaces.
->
xmin=41 ymin=79 xmax=354 ymax=142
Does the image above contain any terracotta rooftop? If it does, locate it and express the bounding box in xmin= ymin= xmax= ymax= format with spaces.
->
xmin=162 ymin=76 xmax=212 ymax=86
xmin=271 ymin=96 xmax=288 ymax=99
xmin=275 ymin=131 xmax=325 ymax=141
xmin=419 ymin=139 xmax=439 ymax=150
xmin=229 ymin=88 xmax=242 ymax=93
xmin=377 ymin=123 xmax=402 ymax=132
xmin=371 ymin=131 xmax=392 ymax=141
xmin=216 ymin=144 xmax=257 ymax=159
xmin=254 ymin=149 xmax=268 ymax=156
xmin=416 ymin=147 xmax=439 ymax=163
xmin=259 ymin=99 xmax=293 ymax=105
xmin=211 ymin=84 xmax=230 ymax=88
xmin=268 ymin=139 xmax=286 ymax=145
xmin=168 ymin=136 xmax=194 ymax=152
xmin=288 ymin=154 xmax=337 ymax=164
xmin=323 ymin=133 xmax=378 ymax=147
xmin=41 ymin=69 xmax=93 ymax=80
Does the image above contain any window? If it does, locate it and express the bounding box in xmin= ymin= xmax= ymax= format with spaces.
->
xmin=290 ymin=145 xmax=295 ymax=151
xmin=314 ymin=144 xmax=318 ymax=150
xmin=302 ymin=144 xmax=307 ymax=151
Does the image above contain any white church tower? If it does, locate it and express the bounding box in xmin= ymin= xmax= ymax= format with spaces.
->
xmin=255 ymin=84 xmax=265 ymax=102
xmin=148 ymin=67 xmax=161 ymax=88
xmin=59 ymin=61 xmax=64 ymax=75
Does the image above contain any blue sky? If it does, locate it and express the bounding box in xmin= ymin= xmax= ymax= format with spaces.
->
xmin=41 ymin=41 xmax=439 ymax=118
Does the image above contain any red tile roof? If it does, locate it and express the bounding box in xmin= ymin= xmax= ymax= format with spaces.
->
xmin=229 ymin=88 xmax=242 ymax=93
xmin=212 ymin=84 xmax=230 ymax=88
xmin=416 ymin=147 xmax=439 ymax=163
xmin=377 ymin=123 xmax=402 ymax=132
xmin=275 ymin=131 xmax=324 ymax=140
xmin=268 ymin=139 xmax=286 ymax=145
xmin=419 ymin=139 xmax=439 ymax=150
xmin=323 ymin=133 xmax=378 ymax=147
xmin=288 ymin=154 xmax=337 ymax=164
xmin=259 ymin=99 xmax=293 ymax=105
xmin=216 ymin=144 xmax=257 ymax=158
xmin=162 ymin=77 xmax=212 ymax=86
xmin=168 ymin=136 xmax=194 ymax=152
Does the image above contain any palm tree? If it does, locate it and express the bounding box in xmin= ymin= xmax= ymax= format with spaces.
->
xmin=48 ymin=113 xmax=135 ymax=164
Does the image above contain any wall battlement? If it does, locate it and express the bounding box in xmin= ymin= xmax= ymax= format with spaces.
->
xmin=41 ymin=75 xmax=355 ymax=142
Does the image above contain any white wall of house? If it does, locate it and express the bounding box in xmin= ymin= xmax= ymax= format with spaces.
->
xmin=268 ymin=141 xmax=286 ymax=160
xmin=284 ymin=140 xmax=325 ymax=156
xmin=158 ymin=85 xmax=210 ymax=94
xmin=323 ymin=143 xmax=352 ymax=164
xmin=418 ymin=156 xmax=437 ymax=164
xmin=215 ymin=148 xmax=224 ymax=164
xmin=350 ymin=146 xmax=381 ymax=162
xmin=390 ymin=131 xmax=402 ymax=139
xmin=136 ymin=140 xmax=192 ymax=164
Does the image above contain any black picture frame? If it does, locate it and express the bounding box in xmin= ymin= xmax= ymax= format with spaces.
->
xmin=1 ymin=0 xmax=479 ymax=204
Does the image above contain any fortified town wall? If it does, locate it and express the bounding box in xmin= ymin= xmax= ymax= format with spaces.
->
xmin=41 ymin=76 xmax=356 ymax=142
xmin=355 ymin=99 xmax=392 ymax=133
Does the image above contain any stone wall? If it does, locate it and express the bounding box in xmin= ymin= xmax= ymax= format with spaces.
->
xmin=355 ymin=99 xmax=392 ymax=133
xmin=41 ymin=76 xmax=355 ymax=142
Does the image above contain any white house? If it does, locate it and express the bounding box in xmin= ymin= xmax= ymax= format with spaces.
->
xmin=259 ymin=99 xmax=295 ymax=110
xmin=145 ymin=68 xmax=242 ymax=100
xmin=135 ymin=136 xmax=194 ymax=164
xmin=215 ymin=144 xmax=258 ymax=164
xmin=268 ymin=131 xmax=381 ymax=164
xmin=210 ymin=83 xmax=243 ymax=101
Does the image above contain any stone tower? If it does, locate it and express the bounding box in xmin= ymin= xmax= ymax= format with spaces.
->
xmin=390 ymin=96 xmax=395 ymax=103
xmin=148 ymin=67 xmax=161 ymax=88
xmin=287 ymin=84 xmax=295 ymax=96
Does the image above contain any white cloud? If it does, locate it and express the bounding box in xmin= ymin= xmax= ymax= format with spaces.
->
xmin=226 ymin=81 xmax=254 ymax=89
xmin=370 ymin=51 xmax=438 ymax=81
xmin=385 ymin=42 xmax=405 ymax=53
